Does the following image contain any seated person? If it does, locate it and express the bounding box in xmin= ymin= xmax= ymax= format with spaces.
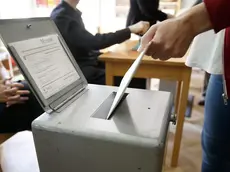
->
xmin=126 ymin=0 xmax=173 ymax=27
xmin=0 ymin=61 xmax=43 ymax=133
xmin=50 ymin=0 xmax=150 ymax=89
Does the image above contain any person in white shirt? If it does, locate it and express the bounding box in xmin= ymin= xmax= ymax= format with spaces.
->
xmin=186 ymin=30 xmax=225 ymax=106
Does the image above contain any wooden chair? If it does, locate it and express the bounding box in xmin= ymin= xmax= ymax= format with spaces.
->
xmin=0 ymin=134 xmax=15 ymax=145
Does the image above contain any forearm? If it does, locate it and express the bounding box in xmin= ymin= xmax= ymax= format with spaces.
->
xmin=0 ymin=61 xmax=10 ymax=81
xmin=179 ymin=3 xmax=212 ymax=36
xmin=93 ymin=28 xmax=131 ymax=49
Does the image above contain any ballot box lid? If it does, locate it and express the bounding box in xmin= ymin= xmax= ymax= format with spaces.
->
xmin=0 ymin=18 xmax=88 ymax=112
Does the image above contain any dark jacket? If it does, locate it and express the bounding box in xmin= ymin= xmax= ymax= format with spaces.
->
xmin=51 ymin=1 xmax=131 ymax=66
xmin=126 ymin=0 xmax=167 ymax=27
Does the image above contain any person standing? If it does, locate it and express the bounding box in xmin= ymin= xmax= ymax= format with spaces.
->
xmin=126 ymin=0 xmax=173 ymax=27
xmin=140 ymin=1 xmax=230 ymax=171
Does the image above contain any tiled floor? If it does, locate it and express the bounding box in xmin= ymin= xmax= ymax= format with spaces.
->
xmin=0 ymin=69 xmax=205 ymax=172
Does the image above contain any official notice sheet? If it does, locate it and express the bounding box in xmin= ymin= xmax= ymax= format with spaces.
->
xmin=9 ymin=34 xmax=80 ymax=99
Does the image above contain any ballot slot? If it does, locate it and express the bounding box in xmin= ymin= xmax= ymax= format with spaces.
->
xmin=92 ymin=92 xmax=129 ymax=120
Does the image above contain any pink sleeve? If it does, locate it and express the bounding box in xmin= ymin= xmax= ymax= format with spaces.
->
xmin=204 ymin=0 xmax=230 ymax=32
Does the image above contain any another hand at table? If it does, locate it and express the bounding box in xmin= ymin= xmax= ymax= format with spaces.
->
xmin=129 ymin=21 xmax=150 ymax=35
xmin=4 ymin=82 xmax=30 ymax=107
xmin=0 ymin=79 xmax=13 ymax=103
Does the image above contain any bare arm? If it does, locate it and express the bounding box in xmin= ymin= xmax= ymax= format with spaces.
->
xmin=181 ymin=3 xmax=213 ymax=36
xmin=139 ymin=3 xmax=213 ymax=60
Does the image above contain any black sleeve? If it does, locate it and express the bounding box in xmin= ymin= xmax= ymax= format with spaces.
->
xmin=157 ymin=10 xmax=168 ymax=21
xmin=55 ymin=16 xmax=131 ymax=51
xmin=136 ymin=0 xmax=168 ymax=21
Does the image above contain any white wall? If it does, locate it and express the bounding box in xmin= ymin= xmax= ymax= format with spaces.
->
xmin=78 ymin=0 xmax=101 ymax=34
xmin=33 ymin=0 xmax=102 ymax=34
xmin=100 ymin=0 xmax=116 ymax=31
xmin=0 ymin=0 xmax=102 ymax=34
xmin=79 ymin=0 xmax=117 ymax=33
xmin=0 ymin=0 xmax=35 ymax=19
xmin=181 ymin=0 xmax=197 ymax=8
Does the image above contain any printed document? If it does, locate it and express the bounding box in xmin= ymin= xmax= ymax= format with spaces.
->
xmin=9 ymin=34 xmax=80 ymax=99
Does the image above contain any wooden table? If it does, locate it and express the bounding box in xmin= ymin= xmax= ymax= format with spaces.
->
xmin=100 ymin=40 xmax=192 ymax=167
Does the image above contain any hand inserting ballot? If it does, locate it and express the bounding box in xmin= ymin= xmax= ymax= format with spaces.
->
xmin=138 ymin=18 xmax=195 ymax=61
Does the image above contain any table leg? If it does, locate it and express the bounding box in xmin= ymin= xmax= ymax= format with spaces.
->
xmin=146 ymin=79 xmax=151 ymax=90
xmin=105 ymin=63 xmax=114 ymax=86
xmin=171 ymin=71 xmax=191 ymax=167
xmin=163 ymin=132 xmax=169 ymax=170
xmin=174 ymin=81 xmax=182 ymax=114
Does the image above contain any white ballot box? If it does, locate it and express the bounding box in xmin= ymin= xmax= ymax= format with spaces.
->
xmin=0 ymin=18 xmax=175 ymax=172
xmin=33 ymin=85 xmax=173 ymax=172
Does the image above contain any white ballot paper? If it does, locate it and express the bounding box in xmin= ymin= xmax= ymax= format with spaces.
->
xmin=9 ymin=34 xmax=80 ymax=99
xmin=106 ymin=45 xmax=150 ymax=119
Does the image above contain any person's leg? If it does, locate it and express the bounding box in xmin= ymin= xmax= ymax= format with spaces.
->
xmin=0 ymin=81 xmax=43 ymax=133
xmin=201 ymin=74 xmax=230 ymax=172
xmin=199 ymin=72 xmax=211 ymax=106
xmin=202 ymin=72 xmax=210 ymax=97
xmin=199 ymin=72 xmax=210 ymax=106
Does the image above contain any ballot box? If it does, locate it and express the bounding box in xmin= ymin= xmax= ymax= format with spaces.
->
xmin=0 ymin=18 xmax=175 ymax=172
xmin=32 ymin=85 xmax=173 ymax=172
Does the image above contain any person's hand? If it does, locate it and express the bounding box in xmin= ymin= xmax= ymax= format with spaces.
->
xmin=4 ymin=83 xmax=30 ymax=107
xmin=138 ymin=18 xmax=196 ymax=60
xmin=129 ymin=21 xmax=150 ymax=35
xmin=0 ymin=79 xmax=13 ymax=103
